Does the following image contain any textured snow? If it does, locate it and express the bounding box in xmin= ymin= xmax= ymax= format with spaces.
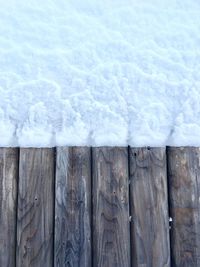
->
xmin=0 ymin=0 xmax=200 ymax=147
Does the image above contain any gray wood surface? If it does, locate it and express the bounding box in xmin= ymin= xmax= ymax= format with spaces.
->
xmin=92 ymin=147 xmax=130 ymax=267
xmin=16 ymin=148 xmax=54 ymax=267
xmin=168 ymin=147 xmax=200 ymax=267
xmin=0 ymin=148 xmax=18 ymax=267
xmin=55 ymin=147 xmax=91 ymax=267
xmin=130 ymin=147 xmax=170 ymax=267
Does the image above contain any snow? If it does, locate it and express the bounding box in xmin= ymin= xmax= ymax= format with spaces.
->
xmin=0 ymin=0 xmax=200 ymax=147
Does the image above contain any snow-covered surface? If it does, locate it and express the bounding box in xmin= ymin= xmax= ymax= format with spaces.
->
xmin=0 ymin=0 xmax=200 ymax=147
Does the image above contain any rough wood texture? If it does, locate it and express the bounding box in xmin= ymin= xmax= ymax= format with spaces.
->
xmin=55 ymin=147 xmax=91 ymax=267
xmin=130 ymin=147 xmax=170 ymax=267
xmin=92 ymin=147 xmax=130 ymax=267
xmin=16 ymin=148 xmax=54 ymax=267
xmin=0 ymin=148 xmax=18 ymax=267
xmin=168 ymin=147 xmax=200 ymax=267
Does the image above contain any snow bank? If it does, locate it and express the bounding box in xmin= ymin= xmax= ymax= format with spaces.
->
xmin=0 ymin=0 xmax=200 ymax=147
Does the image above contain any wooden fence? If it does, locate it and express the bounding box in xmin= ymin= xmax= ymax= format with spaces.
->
xmin=0 ymin=147 xmax=199 ymax=267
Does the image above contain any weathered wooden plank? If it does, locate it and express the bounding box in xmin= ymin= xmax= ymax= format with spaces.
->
xmin=55 ymin=147 xmax=91 ymax=267
xmin=16 ymin=148 xmax=54 ymax=267
xmin=0 ymin=148 xmax=18 ymax=267
xmin=130 ymin=147 xmax=170 ymax=267
xmin=168 ymin=147 xmax=200 ymax=267
xmin=92 ymin=147 xmax=130 ymax=267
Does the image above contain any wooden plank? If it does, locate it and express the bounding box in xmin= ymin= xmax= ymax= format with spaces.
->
xmin=168 ymin=147 xmax=200 ymax=267
xmin=16 ymin=148 xmax=54 ymax=267
xmin=0 ymin=148 xmax=18 ymax=267
xmin=92 ymin=147 xmax=130 ymax=267
xmin=129 ymin=147 xmax=170 ymax=267
xmin=55 ymin=147 xmax=91 ymax=267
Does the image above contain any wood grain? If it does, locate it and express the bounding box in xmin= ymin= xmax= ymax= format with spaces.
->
xmin=168 ymin=147 xmax=200 ymax=267
xmin=16 ymin=148 xmax=54 ymax=267
xmin=129 ymin=147 xmax=170 ymax=267
xmin=0 ymin=148 xmax=18 ymax=267
xmin=55 ymin=147 xmax=91 ymax=267
xmin=92 ymin=147 xmax=130 ymax=267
